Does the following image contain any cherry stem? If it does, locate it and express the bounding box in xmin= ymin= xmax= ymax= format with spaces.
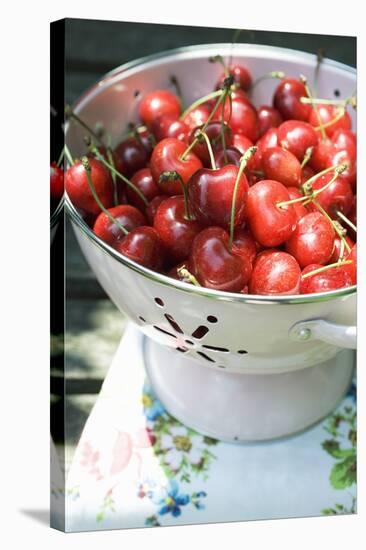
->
xmin=312 ymin=199 xmax=351 ymax=253
xmin=229 ymin=146 xmax=257 ymax=248
xmin=197 ymin=130 xmax=216 ymax=170
xmin=314 ymin=105 xmax=347 ymax=132
xmin=301 ymin=259 xmax=353 ymax=279
xmin=180 ymin=89 xmax=223 ymax=121
xmin=81 ymin=156 xmax=128 ymax=236
xmin=336 ymin=210 xmax=357 ymax=233
xmin=56 ymin=147 xmax=65 ymax=167
xmin=250 ymin=71 xmax=285 ymax=92
xmin=177 ymin=266 xmax=201 ymax=286
xmin=106 ymin=148 xmax=119 ymax=206
xmin=159 ymin=171 xmax=191 ymax=220
xmin=314 ymin=48 xmax=324 ymax=96
xmin=64 ymin=144 xmax=74 ymax=166
xmin=90 ymin=144 xmax=149 ymax=206
xmin=209 ymin=54 xmax=229 ymax=77
xmin=170 ymin=75 xmax=183 ymax=104
xmin=300 ymin=146 xmax=314 ymax=169
xmin=65 ymin=105 xmax=105 ymax=147
xmin=300 ymin=75 xmax=326 ymax=142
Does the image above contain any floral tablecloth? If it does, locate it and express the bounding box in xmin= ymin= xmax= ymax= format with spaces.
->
xmin=57 ymin=324 xmax=356 ymax=532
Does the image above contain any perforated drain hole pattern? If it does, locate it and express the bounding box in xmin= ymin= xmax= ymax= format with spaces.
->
xmin=334 ymin=88 xmax=340 ymax=97
xmin=139 ymin=297 xmax=250 ymax=367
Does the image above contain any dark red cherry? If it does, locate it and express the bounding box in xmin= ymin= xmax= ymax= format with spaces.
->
xmin=249 ymin=250 xmax=301 ymax=295
xmin=277 ymin=120 xmax=318 ymax=161
xmin=231 ymin=228 xmax=259 ymax=281
xmin=308 ymin=172 xmax=353 ymax=218
xmin=136 ymin=127 xmax=155 ymax=158
xmin=150 ymin=138 xmax=203 ymax=195
xmin=262 ymin=147 xmax=302 ymax=187
xmin=286 ymin=212 xmax=335 ymax=268
xmin=153 ymin=196 xmax=202 ymax=263
xmin=113 ymin=226 xmax=165 ymax=271
xmin=257 ymin=105 xmax=283 ymax=137
xmin=301 ymin=165 xmax=315 ymax=184
xmin=214 ymin=147 xmax=242 ymax=168
xmin=188 ymin=164 xmax=249 ymax=229
xmin=247 ymin=128 xmax=278 ymax=173
xmin=151 ymin=114 xmax=189 ymax=143
xmin=329 ymin=235 xmax=354 ymax=264
xmin=146 ymin=195 xmax=168 ymax=225
xmin=308 ymin=138 xmax=334 ymax=172
xmin=287 ymin=187 xmax=308 ymax=221
xmin=308 ymin=104 xmax=352 ymax=138
xmin=65 ymin=158 xmax=114 ymax=216
xmin=188 ymin=122 xmax=232 ymax=166
xmin=50 ymin=163 xmax=64 ymax=200
xmin=126 ymin=168 xmax=160 ymax=212
xmin=139 ymin=90 xmax=181 ymax=127
xmin=216 ymin=63 xmax=252 ymax=91
xmin=189 ymin=226 xmax=247 ymax=292
xmin=347 ymin=195 xmax=357 ymax=241
xmin=232 ymin=134 xmax=254 ymax=156
xmin=114 ymin=137 xmax=148 ymax=178
xmin=182 ymin=104 xmax=211 ymax=131
xmin=214 ymin=97 xmax=258 ymax=142
xmin=300 ymin=263 xmax=353 ymax=294
xmin=273 ymin=78 xmax=311 ymax=121
xmin=327 ymin=148 xmax=356 ymax=189
xmin=93 ymin=205 xmax=146 ymax=245
xmin=245 ymin=180 xmax=297 ymax=247
xmin=331 ymin=129 xmax=356 ymax=160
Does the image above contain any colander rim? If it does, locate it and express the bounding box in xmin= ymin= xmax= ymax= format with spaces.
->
xmin=65 ymin=42 xmax=357 ymax=305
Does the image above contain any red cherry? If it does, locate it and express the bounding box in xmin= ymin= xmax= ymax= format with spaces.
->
xmin=214 ymin=97 xmax=258 ymax=142
xmin=114 ymin=137 xmax=148 ymax=178
xmin=65 ymin=158 xmax=114 ymax=216
xmin=249 ymin=250 xmax=301 ymax=295
xmin=273 ymin=79 xmax=311 ymax=121
xmin=167 ymin=260 xmax=190 ymax=282
xmin=127 ymin=168 xmax=160 ymax=212
xmin=247 ymin=128 xmax=278 ymax=173
xmin=300 ymin=263 xmax=353 ymax=294
xmin=214 ymin=147 xmax=242 ymax=168
xmin=153 ymin=196 xmax=202 ymax=263
xmin=150 ymin=138 xmax=203 ymax=195
xmin=286 ymin=212 xmax=335 ymax=268
xmin=113 ymin=226 xmax=165 ymax=271
xmin=257 ymin=105 xmax=283 ymax=137
xmin=329 ymin=235 xmax=354 ymax=264
xmin=231 ymin=228 xmax=259 ymax=279
xmin=347 ymin=195 xmax=357 ymax=241
xmin=308 ymin=104 xmax=352 ymax=138
xmin=308 ymin=172 xmax=353 ymax=218
xmin=136 ymin=127 xmax=155 ymax=158
xmin=301 ymin=165 xmax=315 ymax=184
xmin=245 ymin=180 xmax=297 ymax=247
xmin=326 ymin=148 xmax=356 ymax=189
xmin=189 ymin=226 xmax=247 ymax=292
xmin=182 ymin=104 xmax=211 ymax=131
xmin=287 ymin=187 xmax=308 ymax=221
xmin=216 ymin=64 xmax=252 ymax=91
xmin=262 ymin=147 xmax=302 ymax=187
xmin=138 ymin=90 xmax=181 ymax=127
xmin=188 ymin=164 xmax=249 ymax=228
xmin=93 ymin=205 xmax=146 ymax=245
xmin=188 ymin=122 xmax=232 ymax=166
xmin=146 ymin=195 xmax=168 ymax=225
xmin=331 ymin=129 xmax=356 ymax=160
xmin=232 ymin=134 xmax=253 ymax=156
xmin=151 ymin=114 xmax=189 ymax=143
xmin=343 ymin=243 xmax=357 ymax=284
xmin=277 ymin=120 xmax=318 ymax=161
xmin=50 ymin=163 xmax=64 ymax=201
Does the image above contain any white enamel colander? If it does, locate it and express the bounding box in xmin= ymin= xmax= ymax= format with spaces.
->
xmin=65 ymin=44 xmax=356 ymax=442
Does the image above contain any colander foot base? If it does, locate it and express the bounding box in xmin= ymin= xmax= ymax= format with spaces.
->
xmin=143 ymin=338 xmax=355 ymax=443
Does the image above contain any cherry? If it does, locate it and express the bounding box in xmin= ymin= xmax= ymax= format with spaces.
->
xmin=135 ymin=127 xmax=155 ymax=157
xmin=216 ymin=63 xmax=252 ymax=92
xmin=245 ymin=180 xmax=297 ymax=247
xmin=114 ymin=137 xmax=148 ymax=178
xmin=277 ymin=120 xmax=318 ymax=161
xmin=257 ymin=105 xmax=283 ymax=137
xmin=249 ymin=250 xmax=301 ymax=295
xmin=146 ymin=195 xmax=167 ymax=225
xmin=151 ymin=114 xmax=189 ymax=143
xmin=286 ymin=212 xmax=335 ymax=268
xmin=167 ymin=260 xmax=190 ymax=282
xmin=331 ymin=128 xmax=356 ymax=160
xmin=213 ymin=96 xmax=258 ymax=142
xmin=153 ymin=196 xmax=202 ymax=263
xmin=189 ymin=226 xmax=248 ymax=292
xmin=232 ymin=134 xmax=253 ymax=156
xmin=126 ymin=168 xmax=160 ymax=212
xmin=308 ymin=104 xmax=352 ymax=138
xmin=329 ymin=235 xmax=354 ymax=264
xmin=188 ymin=121 xmax=232 ymax=166
xmin=181 ymin=104 xmax=211 ymax=131
xmin=307 ymin=172 xmax=353 ymax=218
xmin=327 ymin=148 xmax=356 ymax=189
xmin=150 ymin=138 xmax=203 ymax=195
xmin=215 ymin=147 xmax=242 ymax=168
xmin=65 ymin=158 xmax=114 ymax=216
xmin=287 ymin=187 xmax=308 ymax=221
xmin=347 ymin=195 xmax=357 ymax=241
xmin=93 ymin=204 xmax=146 ymax=245
xmin=262 ymin=147 xmax=302 ymax=187
xmin=113 ymin=226 xmax=165 ymax=271
xmin=308 ymin=138 xmax=334 ymax=172
xmin=138 ymin=90 xmax=181 ymax=127
xmin=343 ymin=244 xmax=357 ymax=284
xmin=300 ymin=263 xmax=353 ymax=294
xmin=232 ymin=227 xmax=259 ymax=272
xmin=273 ymin=78 xmax=311 ymax=121
xmin=50 ymin=162 xmax=64 ymax=201
xmin=188 ymin=164 xmax=249 ymax=228
xmin=247 ymin=128 xmax=278 ymax=173
xmin=301 ymin=165 xmax=315 ymax=184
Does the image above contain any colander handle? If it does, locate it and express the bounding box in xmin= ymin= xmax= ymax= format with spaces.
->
xmin=289 ymin=319 xmax=356 ymax=349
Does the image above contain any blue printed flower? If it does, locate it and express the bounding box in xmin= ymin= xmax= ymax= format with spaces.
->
xmin=142 ymin=385 xmax=166 ymax=421
xmin=152 ymin=480 xmax=190 ymax=517
xmin=191 ymin=491 xmax=207 ymax=510
xmin=346 ymin=381 xmax=356 ymax=403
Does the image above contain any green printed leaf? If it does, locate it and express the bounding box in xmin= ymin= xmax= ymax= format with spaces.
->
xmin=329 ymin=456 xmax=356 ymax=490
